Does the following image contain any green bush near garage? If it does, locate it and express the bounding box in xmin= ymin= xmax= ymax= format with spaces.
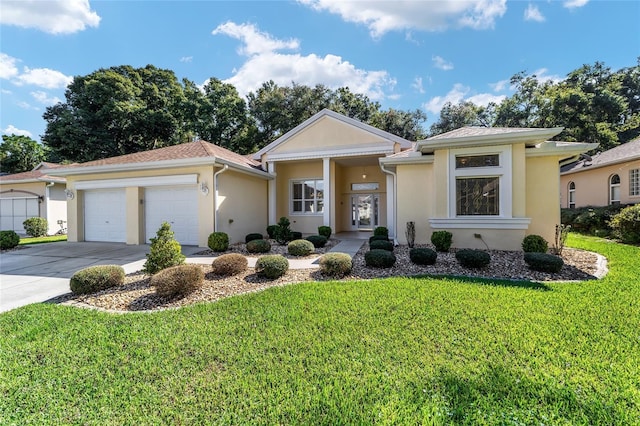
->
xmin=0 ymin=230 xmax=20 ymax=250
xmin=70 ymin=265 xmax=125 ymax=295
xmin=23 ymin=217 xmax=48 ymax=237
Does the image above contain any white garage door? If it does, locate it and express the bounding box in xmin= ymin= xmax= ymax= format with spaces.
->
xmin=145 ymin=186 xmax=199 ymax=245
xmin=84 ymin=189 xmax=126 ymax=242
xmin=0 ymin=197 xmax=40 ymax=234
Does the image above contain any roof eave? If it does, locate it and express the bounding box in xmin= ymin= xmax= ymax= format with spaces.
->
xmin=560 ymin=153 xmax=640 ymax=175
xmin=525 ymin=142 xmax=598 ymax=160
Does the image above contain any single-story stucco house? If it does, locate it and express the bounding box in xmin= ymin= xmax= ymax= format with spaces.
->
xmin=48 ymin=109 xmax=596 ymax=250
xmin=560 ymin=138 xmax=640 ymax=208
xmin=0 ymin=162 xmax=67 ymax=235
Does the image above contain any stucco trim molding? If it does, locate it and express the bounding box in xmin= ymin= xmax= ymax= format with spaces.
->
xmin=74 ymin=174 xmax=198 ymax=190
xmin=265 ymin=145 xmax=394 ymax=162
xmin=429 ymin=217 xmax=531 ymax=229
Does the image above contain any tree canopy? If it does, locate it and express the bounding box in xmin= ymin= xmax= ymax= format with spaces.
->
xmin=0 ymin=134 xmax=49 ymax=174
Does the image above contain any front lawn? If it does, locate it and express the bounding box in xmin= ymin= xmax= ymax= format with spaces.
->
xmin=19 ymin=235 xmax=67 ymax=245
xmin=1 ymin=234 xmax=638 ymax=424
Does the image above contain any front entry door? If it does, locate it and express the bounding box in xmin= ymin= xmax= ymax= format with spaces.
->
xmin=352 ymin=194 xmax=379 ymax=230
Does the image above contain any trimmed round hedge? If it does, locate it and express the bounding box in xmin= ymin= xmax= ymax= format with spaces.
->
xmin=23 ymin=217 xmax=48 ymax=237
xmin=151 ymin=264 xmax=204 ymax=298
xmin=319 ymin=252 xmax=352 ymax=277
xmin=369 ymin=239 xmax=394 ymax=251
xmin=70 ymin=265 xmax=125 ymax=295
xmin=0 ymin=230 xmax=20 ymax=250
xmin=245 ymin=233 xmax=264 ymax=244
xmin=208 ymin=232 xmax=229 ymax=252
xmin=409 ymin=247 xmax=437 ymax=265
xmin=246 ymin=239 xmax=271 ymax=254
xmin=369 ymin=235 xmax=389 ymax=244
xmin=211 ymin=253 xmax=248 ymax=276
xmin=306 ymin=234 xmax=328 ymax=248
xmin=255 ymin=255 xmax=289 ymax=279
xmin=522 ymin=234 xmax=548 ymax=253
xmin=455 ymin=249 xmax=490 ymax=268
xmin=431 ymin=230 xmax=453 ymax=252
xmin=364 ymin=249 xmax=396 ymax=268
xmin=524 ymin=252 xmax=564 ymax=273
xmin=288 ymin=239 xmax=315 ymax=256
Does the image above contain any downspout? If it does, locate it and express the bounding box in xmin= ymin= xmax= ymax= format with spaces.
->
xmin=45 ymin=182 xmax=55 ymax=235
xmin=379 ymin=163 xmax=398 ymax=246
xmin=213 ymin=164 xmax=229 ymax=232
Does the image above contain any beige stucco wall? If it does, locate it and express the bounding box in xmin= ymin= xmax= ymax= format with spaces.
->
xmin=275 ymin=161 xmax=323 ymax=234
xmin=560 ymin=160 xmax=640 ymax=208
xmin=217 ymin=170 xmax=268 ymax=244
xmin=395 ymin=163 xmax=434 ymax=245
xmin=337 ymin=163 xmax=387 ymax=232
xmin=46 ymin=183 xmax=68 ymax=235
xmin=526 ymin=156 xmax=561 ymax=243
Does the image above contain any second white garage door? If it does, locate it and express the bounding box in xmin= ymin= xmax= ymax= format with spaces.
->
xmin=84 ymin=189 xmax=127 ymax=242
xmin=145 ymin=186 xmax=199 ymax=246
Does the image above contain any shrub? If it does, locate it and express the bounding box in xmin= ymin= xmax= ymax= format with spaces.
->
xmin=23 ymin=217 xmax=48 ymax=237
xmin=211 ymin=253 xmax=248 ymax=276
xmin=288 ymin=239 xmax=315 ymax=256
xmin=151 ymin=264 xmax=204 ymax=298
xmin=318 ymin=226 xmax=332 ymax=239
xmin=319 ymin=252 xmax=352 ymax=277
xmin=266 ymin=225 xmax=278 ymax=239
xmin=431 ymin=230 xmax=453 ymax=252
xmin=274 ymin=217 xmax=292 ymax=245
xmin=609 ymin=204 xmax=640 ymax=244
xmin=552 ymin=224 xmax=570 ymax=256
xmin=373 ymin=226 xmax=389 ymax=238
xmin=70 ymin=265 xmax=125 ymax=295
xmin=306 ymin=234 xmax=328 ymax=248
xmin=455 ymin=249 xmax=490 ymax=268
xmin=369 ymin=239 xmax=393 ymax=251
xmin=364 ymin=249 xmax=396 ymax=268
xmin=405 ymin=221 xmax=415 ymax=248
xmin=0 ymin=230 xmax=20 ymax=250
xmin=522 ymin=234 xmax=549 ymax=253
xmin=561 ymin=204 xmax=628 ymax=234
xmin=143 ymin=222 xmax=185 ymax=275
xmin=245 ymin=233 xmax=263 ymax=244
xmin=255 ymin=254 xmax=289 ymax=279
xmin=208 ymin=232 xmax=229 ymax=252
xmin=524 ymin=252 xmax=564 ymax=273
xmin=409 ymin=247 xmax=437 ymax=265
xmin=246 ymin=239 xmax=271 ymax=254
xmin=291 ymin=231 xmax=303 ymax=240
xmin=369 ymin=235 xmax=389 ymax=243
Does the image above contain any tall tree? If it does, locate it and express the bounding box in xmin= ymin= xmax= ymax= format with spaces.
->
xmin=429 ymin=101 xmax=494 ymax=136
xmin=371 ymin=108 xmax=427 ymax=141
xmin=0 ymin=134 xmax=49 ymax=174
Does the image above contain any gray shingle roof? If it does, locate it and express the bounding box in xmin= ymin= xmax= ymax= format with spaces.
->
xmin=561 ymin=138 xmax=640 ymax=173
xmin=427 ymin=126 xmax=540 ymax=140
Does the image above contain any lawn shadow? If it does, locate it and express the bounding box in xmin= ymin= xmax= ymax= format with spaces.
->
xmin=413 ymin=274 xmax=552 ymax=291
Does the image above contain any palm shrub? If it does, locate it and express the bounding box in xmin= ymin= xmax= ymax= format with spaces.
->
xmin=211 ymin=253 xmax=248 ymax=276
xmin=431 ymin=230 xmax=453 ymax=252
xmin=266 ymin=225 xmax=278 ymax=239
xmin=609 ymin=204 xmax=640 ymax=244
xmin=70 ymin=265 xmax=125 ymax=295
xmin=456 ymin=249 xmax=490 ymax=268
xmin=319 ymin=252 xmax=352 ymax=277
xmin=246 ymin=239 xmax=271 ymax=254
xmin=23 ymin=217 xmax=48 ymax=237
xmin=143 ymin=222 xmax=186 ymax=275
xmin=306 ymin=235 xmax=328 ymax=248
xmin=288 ymin=239 xmax=314 ymax=256
xmin=151 ymin=264 xmax=204 ymax=298
xmin=0 ymin=230 xmax=20 ymax=249
xmin=522 ymin=234 xmax=548 ymax=253
xmin=364 ymin=249 xmax=396 ymax=268
xmin=255 ymin=255 xmax=289 ymax=279
xmin=409 ymin=247 xmax=437 ymax=265
xmin=208 ymin=232 xmax=229 ymax=252
xmin=245 ymin=233 xmax=263 ymax=244
xmin=405 ymin=221 xmax=416 ymax=248
xmin=318 ymin=226 xmax=332 ymax=239
xmin=373 ymin=226 xmax=389 ymax=238
xmin=369 ymin=239 xmax=393 ymax=251
xmin=524 ymin=252 xmax=564 ymax=273
xmin=274 ymin=217 xmax=292 ymax=245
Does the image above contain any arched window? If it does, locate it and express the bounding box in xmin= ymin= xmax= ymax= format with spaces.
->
xmin=568 ymin=181 xmax=576 ymax=209
xmin=609 ymin=174 xmax=621 ymax=205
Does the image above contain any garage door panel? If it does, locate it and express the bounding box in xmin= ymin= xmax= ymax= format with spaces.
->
xmin=84 ymin=190 xmax=126 ymax=242
xmin=145 ymin=187 xmax=198 ymax=245
xmin=0 ymin=197 xmax=39 ymax=233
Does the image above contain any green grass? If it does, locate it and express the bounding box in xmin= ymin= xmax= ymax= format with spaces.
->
xmin=19 ymin=235 xmax=67 ymax=245
xmin=1 ymin=234 xmax=638 ymax=424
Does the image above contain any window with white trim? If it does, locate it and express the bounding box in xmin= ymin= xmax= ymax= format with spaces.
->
xmin=609 ymin=174 xmax=621 ymax=205
xmin=630 ymin=169 xmax=639 ymax=197
xmin=568 ymin=181 xmax=576 ymax=209
xmin=291 ymin=179 xmax=324 ymax=214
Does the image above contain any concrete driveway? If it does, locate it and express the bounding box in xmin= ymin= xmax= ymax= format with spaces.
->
xmin=0 ymin=242 xmax=202 ymax=313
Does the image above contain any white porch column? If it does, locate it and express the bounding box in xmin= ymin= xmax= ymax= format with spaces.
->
xmin=323 ymin=157 xmax=331 ymax=227
xmin=385 ymin=172 xmax=395 ymax=239
xmin=268 ymin=162 xmax=277 ymax=225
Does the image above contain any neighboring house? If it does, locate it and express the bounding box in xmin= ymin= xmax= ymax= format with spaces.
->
xmin=560 ymin=138 xmax=640 ymax=208
xmin=0 ymin=163 xmax=67 ymax=235
xmin=49 ymin=109 xmax=595 ymax=250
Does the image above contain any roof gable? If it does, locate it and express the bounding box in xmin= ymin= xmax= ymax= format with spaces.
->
xmin=561 ymin=138 xmax=640 ymax=174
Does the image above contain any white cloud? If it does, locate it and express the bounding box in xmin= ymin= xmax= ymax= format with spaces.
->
xmin=532 ymin=68 xmax=563 ymax=84
xmin=213 ymin=21 xmax=395 ymax=100
xmin=412 ymin=77 xmax=425 ymax=94
xmin=524 ymin=4 xmax=545 ymax=22
xmin=1 ymin=88 xmax=12 ymax=95
xmin=0 ymin=0 xmax=100 ymax=34
xmin=15 ymin=67 xmax=72 ymax=89
xmin=298 ymin=0 xmax=507 ymax=37
xmin=3 ymin=125 xmax=32 ymax=137
xmin=423 ymin=83 xmax=505 ymax=115
xmin=490 ymin=79 xmax=510 ymax=92
xmin=564 ymin=0 xmax=589 ymax=9
xmin=432 ymin=55 xmax=454 ymax=71
xmin=31 ymin=90 xmax=61 ymax=105
xmin=0 ymin=53 xmax=19 ymax=79
xmin=180 ymin=56 xmax=193 ymax=63
xmin=17 ymin=101 xmax=38 ymax=110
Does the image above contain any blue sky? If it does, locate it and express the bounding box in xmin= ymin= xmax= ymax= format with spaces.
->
xmin=1 ymin=0 xmax=638 ymax=143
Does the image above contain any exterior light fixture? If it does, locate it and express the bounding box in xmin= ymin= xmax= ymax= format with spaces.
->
xmin=64 ymin=189 xmax=75 ymax=199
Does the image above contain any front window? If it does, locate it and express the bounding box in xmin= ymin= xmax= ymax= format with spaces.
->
xmin=568 ymin=181 xmax=576 ymax=209
xmin=456 ymin=177 xmax=499 ymax=215
xmin=291 ymin=179 xmax=324 ymax=214
xmin=609 ymin=174 xmax=621 ymax=205
xmin=452 ymin=149 xmax=506 ymax=217
xmin=630 ymin=169 xmax=639 ymax=197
